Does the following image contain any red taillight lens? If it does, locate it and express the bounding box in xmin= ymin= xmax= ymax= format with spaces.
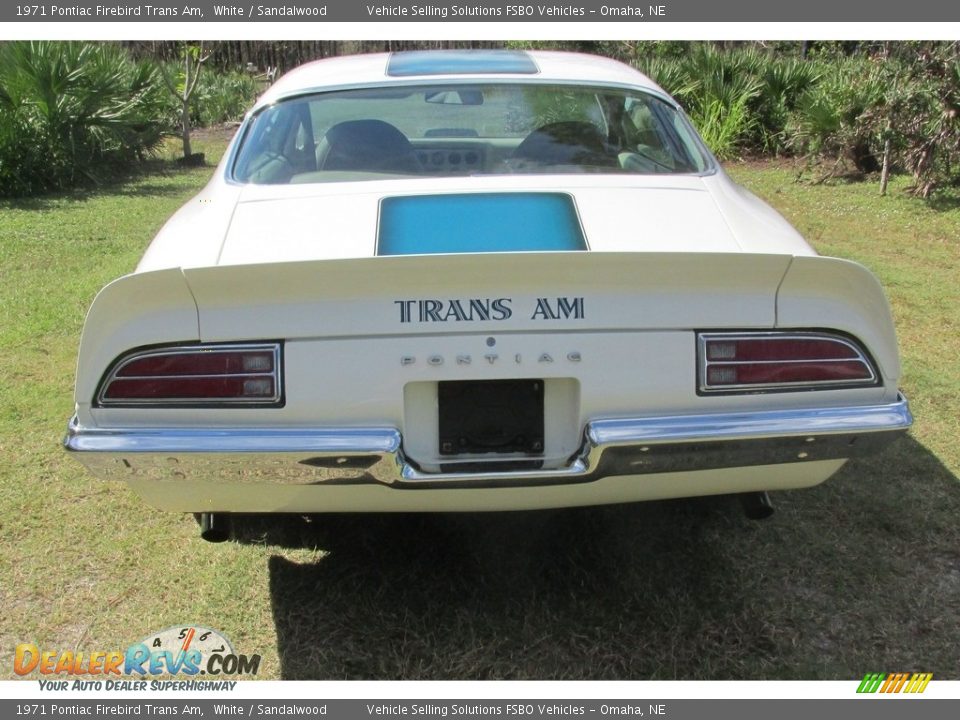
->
xmin=115 ymin=351 xmax=275 ymax=377
xmin=699 ymin=333 xmax=877 ymax=392
xmin=98 ymin=344 xmax=281 ymax=406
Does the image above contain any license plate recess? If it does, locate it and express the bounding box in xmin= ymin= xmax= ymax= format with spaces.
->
xmin=438 ymin=379 xmax=544 ymax=456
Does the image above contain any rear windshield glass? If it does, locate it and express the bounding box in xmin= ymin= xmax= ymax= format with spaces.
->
xmin=232 ymin=83 xmax=712 ymax=184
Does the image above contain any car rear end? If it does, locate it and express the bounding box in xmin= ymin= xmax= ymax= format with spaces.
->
xmin=63 ymin=50 xmax=912 ymax=523
xmin=65 ymin=247 xmax=910 ymax=515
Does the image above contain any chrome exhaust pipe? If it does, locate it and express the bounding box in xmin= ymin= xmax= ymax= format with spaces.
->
xmin=739 ymin=491 xmax=774 ymax=520
xmin=199 ymin=513 xmax=231 ymax=542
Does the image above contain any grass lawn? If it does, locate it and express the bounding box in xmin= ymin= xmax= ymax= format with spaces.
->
xmin=1 ymin=144 xmax=958 ymax=681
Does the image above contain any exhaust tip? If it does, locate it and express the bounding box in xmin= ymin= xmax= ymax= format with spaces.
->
xmin=199 ymin=513 xmax=231 ymax=543
xmin=739 ymin=491 xmax=775 ymax=520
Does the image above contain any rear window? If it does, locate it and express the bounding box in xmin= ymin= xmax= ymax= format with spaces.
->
xmin=232 ymin=83 xmax=712 ymax=184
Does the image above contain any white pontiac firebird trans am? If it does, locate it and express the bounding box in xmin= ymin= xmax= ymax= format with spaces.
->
xmin=65 ymin=50 xmax=912 ymax=540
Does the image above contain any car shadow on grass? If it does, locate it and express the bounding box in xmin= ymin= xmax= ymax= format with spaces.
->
xmin=230 ymin=435 xmax=960 ymax=680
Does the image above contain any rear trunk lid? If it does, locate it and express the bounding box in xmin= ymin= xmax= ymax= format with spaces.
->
xmin=219 ymin=176 xmax=743 ymax=265
xmin=183 ymin=251 xmax=789 ymax=341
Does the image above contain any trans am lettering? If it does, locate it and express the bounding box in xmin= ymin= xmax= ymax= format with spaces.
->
xmin=395 ymin=298 xmax=512 ymax=323
xmin=531 ymin=296 xmax=585 ymax=320
xmin=395 ymin=297 xmax=584 ymax=323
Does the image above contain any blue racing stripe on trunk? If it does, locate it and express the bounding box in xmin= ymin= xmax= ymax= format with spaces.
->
xmin=377 ymin=193 xmax=587 ymax=256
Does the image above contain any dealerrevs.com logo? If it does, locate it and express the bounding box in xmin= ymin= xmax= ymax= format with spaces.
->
xmin=14 ymin=626 xmax=260 ymax=688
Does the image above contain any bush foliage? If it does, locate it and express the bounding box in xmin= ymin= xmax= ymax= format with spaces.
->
xmin=633 ymin=41 xmax=960 ymax=196
xmin=0 ymin=42 xmax=169 ymax=197
xmin=189 ymin=69 xmax=259 ymax=127
xmin=5 ymin=40 xmax=960 ymax=199
xmin=517 ymin=41 xmax=960 ymax=196
xmin=0 ymin=42 xmax=261 ymax=197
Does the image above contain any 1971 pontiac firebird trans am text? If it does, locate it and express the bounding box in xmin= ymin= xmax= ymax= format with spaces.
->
xmin=64 ymin=50 xmax=912 ymax=539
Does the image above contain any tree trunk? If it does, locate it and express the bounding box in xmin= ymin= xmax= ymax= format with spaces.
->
xmin=181 ymin=52 xmax=193 ymax=159
xmin=880 ymin=136 xmax=891 ymax=196
xmin=181 ymin=100 xmax=192 ymax=158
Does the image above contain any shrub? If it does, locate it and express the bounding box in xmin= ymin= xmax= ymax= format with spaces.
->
xmin=640 ymin=45 xmax=764 ymax=158
xmin=155 ymin=60 xmax=260 ymax=129
xmin=522 ymin=40 xmax=960 ymax=195
xmin=753 ymin=57 xmax=822 ymax=153
xmin=0 ymin=42 xmax=167 ymax=197
xmin=785 ymin=57 xmax=888 ymax=174
xmin=883 ymin=43 xmax=960 ymax=197
xmin=192 ymin=69 xmax=259 ymax=126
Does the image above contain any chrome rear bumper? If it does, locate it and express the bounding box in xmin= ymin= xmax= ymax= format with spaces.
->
xmin=65 ymin=395 xmax=912 ymax=489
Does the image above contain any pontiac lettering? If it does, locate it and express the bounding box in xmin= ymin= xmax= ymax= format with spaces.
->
xmin=394 ymin=297 xmax=585 ymax=323
xmin=400 ymin=351 xmax=582 ymax=367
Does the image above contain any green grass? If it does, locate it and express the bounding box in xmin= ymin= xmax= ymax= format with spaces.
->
xmin=726 ymin=163 xmax=960 ymax=473
xmin=1 ymin=151 xmax=958 ymax=681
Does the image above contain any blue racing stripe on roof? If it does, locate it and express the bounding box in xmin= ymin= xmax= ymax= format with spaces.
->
xmin=378 ymin=193 xmax=586 ymax=256
xmin=387 ymin=50 xmax=539 ymax=77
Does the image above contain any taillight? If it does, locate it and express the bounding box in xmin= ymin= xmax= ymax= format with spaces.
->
xmin=698 ymin=332 xmax=877 ymax=393
xmin=97 ymin=344 xmax=282 ymax=407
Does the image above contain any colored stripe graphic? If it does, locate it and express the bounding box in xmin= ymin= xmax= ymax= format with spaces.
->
xmin=378 ymin=193 xmax=587 ymax=256
xmin=882 ymin=673 xmax=908 ymax=693
xmin=857 ymin=673 xmax=885 ymax=693
xmin=857 ymin=672 xmax=932 ymax=694
xmin=905 ymin=673 xmax=933 ymax=693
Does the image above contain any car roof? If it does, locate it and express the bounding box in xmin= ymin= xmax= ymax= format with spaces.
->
xmin=255 ymin=50 xmax=668 ymax=108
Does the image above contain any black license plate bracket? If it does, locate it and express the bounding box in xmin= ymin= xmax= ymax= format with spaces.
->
xmin=438 ymin=379 xmax=544 ymax=456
